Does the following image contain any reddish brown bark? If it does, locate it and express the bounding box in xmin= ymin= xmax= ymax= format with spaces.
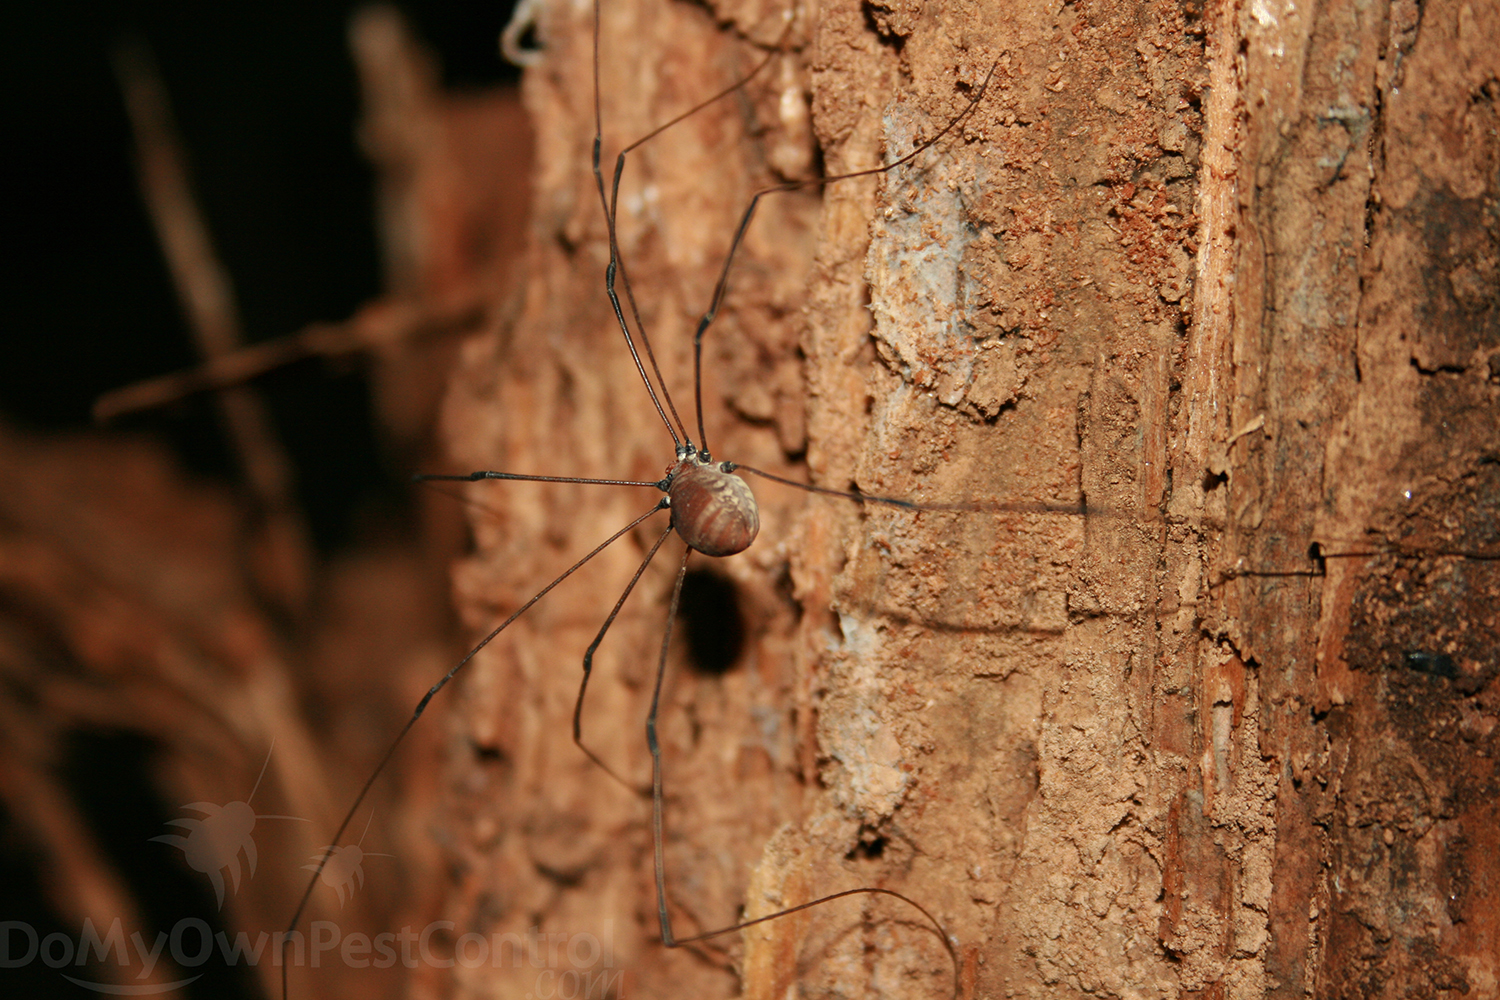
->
xmin=9 ymin=0 xmax=1495 ymax=998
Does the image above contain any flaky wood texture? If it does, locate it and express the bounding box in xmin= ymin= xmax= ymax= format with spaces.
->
xmin=433 ymin=1 xmax=1497 ymax=1000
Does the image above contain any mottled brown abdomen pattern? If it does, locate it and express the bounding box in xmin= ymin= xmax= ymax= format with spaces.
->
xmin=667 ymin=458 xmax=759 ymax=557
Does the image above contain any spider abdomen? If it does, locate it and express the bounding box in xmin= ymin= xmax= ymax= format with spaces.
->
xmin=668 ymin=458 xmax=759 ymax=557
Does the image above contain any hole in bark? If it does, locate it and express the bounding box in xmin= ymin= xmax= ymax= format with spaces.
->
xmin=846 ymin=830 xmax=888 ymax=861
xmin=1307 ymin=541 xmax=1327 ymax=575
xmin=473 ymin=742 xmax=506 ymax=763
xmin=678 ymin=568 xmax=745 ymax=675
xmin=1401 ymin=650 xmax=1459 ymax=678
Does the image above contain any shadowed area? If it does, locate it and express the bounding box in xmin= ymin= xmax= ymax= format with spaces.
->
xmin=677 ymin=567 xmax=746 ymax=675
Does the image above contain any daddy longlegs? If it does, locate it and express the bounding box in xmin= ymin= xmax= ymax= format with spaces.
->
xmin=282 ymin=2 xmax=1022 ymax=998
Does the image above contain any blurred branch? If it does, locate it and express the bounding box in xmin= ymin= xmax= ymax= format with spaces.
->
xmin=92 ymin=297 xmax=485 ymax=422
xmin=112 ymin=40 xmax=312 ymax=614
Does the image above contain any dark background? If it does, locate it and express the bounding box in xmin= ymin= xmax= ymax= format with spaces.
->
xmin=4 ymin=0 xmax=521 ymax=554
xmin=2 ymin=6 xmax=519 ymax=998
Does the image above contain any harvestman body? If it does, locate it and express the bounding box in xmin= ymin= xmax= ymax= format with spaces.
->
xmin=664 ymin=451 xmax=759 ymax=559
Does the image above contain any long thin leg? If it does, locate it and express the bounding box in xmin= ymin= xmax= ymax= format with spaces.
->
xmin=645 ymin=548 xmax=691 ymax=946
xmin=279 ymin=497 xmax=668 ymax=1000
xmin=733 ymin=462 xmax=1093 ymax=517
xmin=591 ymin=124 xmax=687 ymax=450
xmin=592 ymin=3 xmax=793 ymax=451
xmin=573 ymin=524 xmax=676 ymax=788
xmin=687 ymin=62 xmax=1000 ymax=456
xmin=418 ymin=470 xmax=666 ymax=488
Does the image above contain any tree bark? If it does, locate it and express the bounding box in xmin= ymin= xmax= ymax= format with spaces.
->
xmin=436 ymin=1 xmax=1498 ymax=999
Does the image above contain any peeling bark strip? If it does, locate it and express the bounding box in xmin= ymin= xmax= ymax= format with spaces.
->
xmin=434 ymin=0 xmax=1497 ymax=999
